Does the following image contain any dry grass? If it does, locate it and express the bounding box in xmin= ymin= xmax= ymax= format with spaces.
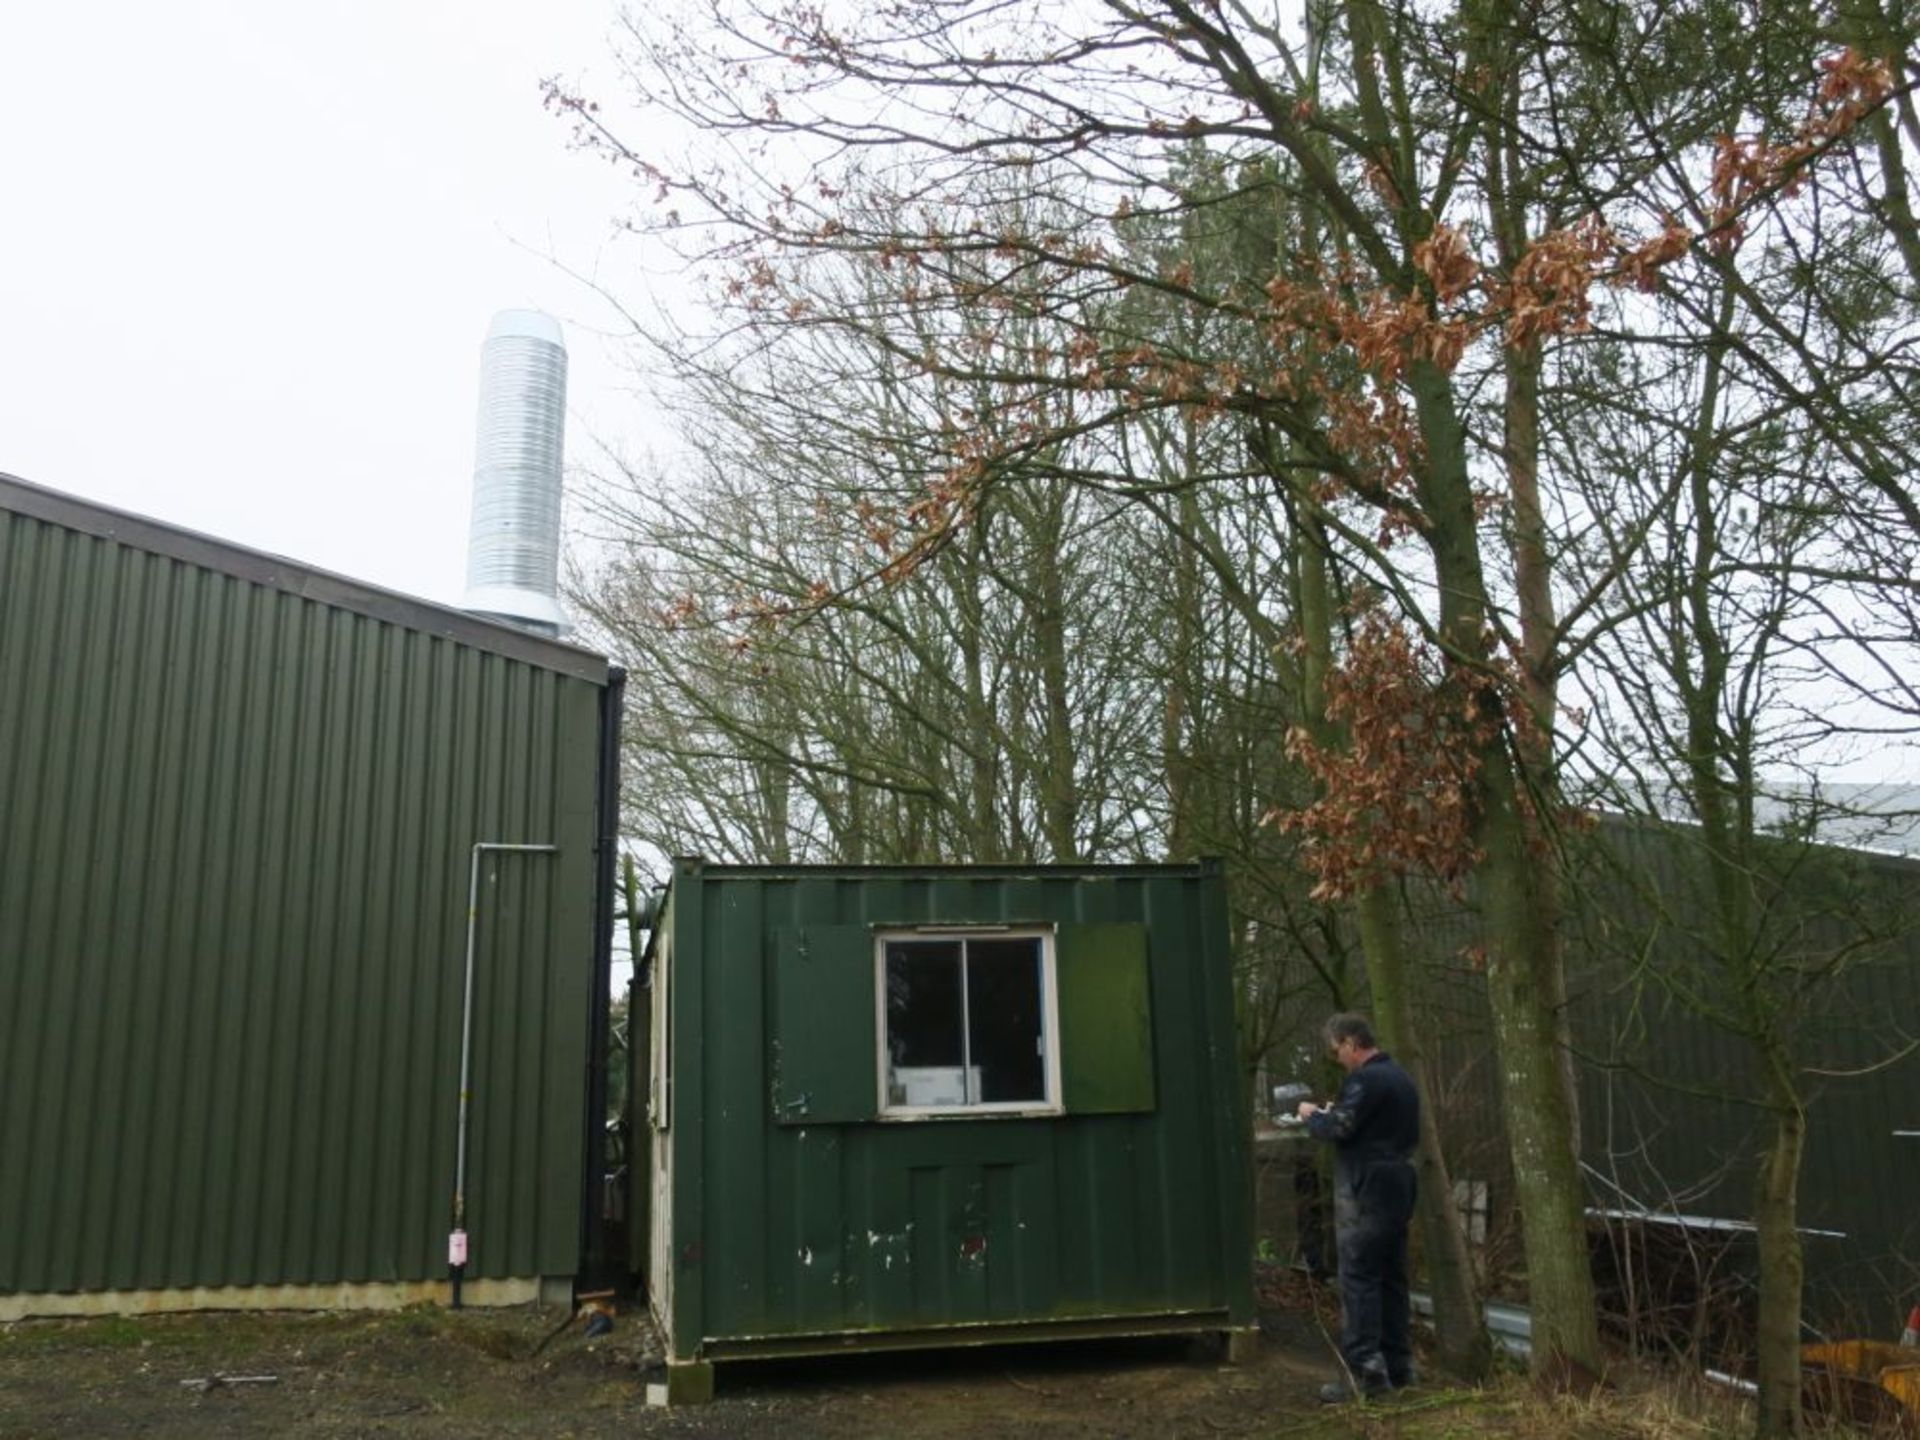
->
xmin=3 ymin=1304 xmax=1899 ymax=1439
xmin=1291 ymin=1365 xmax=1909 ymax=1440
xmin=1252 ymin=1371 xmax=1760 ymax=1439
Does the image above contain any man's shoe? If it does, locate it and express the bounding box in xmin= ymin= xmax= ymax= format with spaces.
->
xmin=1389 ymin=1365 xmax=1420 ymax=1389
xmin=1318 ymin=1368 xmax=1392 ymax=1404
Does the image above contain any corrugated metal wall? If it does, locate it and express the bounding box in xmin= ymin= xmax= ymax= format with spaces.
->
xmin=646 ymin=861 xmax=1254 ymax=1359
xmin=1562 ymin=825 xmax=1920 ymax=1321
xmin=0 ymin=489 xmax=607 ymax=1297
xmin=1402 ymin=822 xmax=1920 ymax=1324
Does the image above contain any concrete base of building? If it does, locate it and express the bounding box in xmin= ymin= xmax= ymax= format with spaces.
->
xmin=1223 ymin=1326 xmax=1260 ymax=1364
xmin=0 ymin=1275 xmax=569 ymax=1323
xmin=653 ymin=1359 xmax=715 ymax=1406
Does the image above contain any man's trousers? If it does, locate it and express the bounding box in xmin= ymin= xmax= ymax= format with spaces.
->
xmin=1334 ymin=1159 xmax=1417 ymax=1386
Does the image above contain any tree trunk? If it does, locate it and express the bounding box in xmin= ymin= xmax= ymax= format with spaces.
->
xmin=1407 ymin=359 xmax=1602 ymax=1375
xmin=1753 ymin=1082 xmax=1807 ymax=1437
xmin=1499 ymin=339 xmax=1579 ymax=1165
xmin=1164 ymin=482 xmax=1204 ymax=860
xmin=1474 ymin=752 xmax=1600 ymax=1371
xmin=1293 ymin=481 xmax=1491 ymax=1379
xmin=1032 ymin=498 xmax=1080 ymax=862
xmin=841 ymin=774 xmax=867 ymax=864
xmin=956 ymin=516 xmax=1003 ymax=861
xmin=755 ymin=724 xmax=794 ymax=864
xmin=1675 ymin=275 xmax=1807 ymax=1432
xmin=1484 ymin=39 xmax=1580 ymax=1166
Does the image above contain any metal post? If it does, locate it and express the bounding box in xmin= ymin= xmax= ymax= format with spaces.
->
xmin=450 ymin=841 xmax=558 ymax=1307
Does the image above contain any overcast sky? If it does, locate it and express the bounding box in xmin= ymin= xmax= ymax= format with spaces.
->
xmin=6 ymin=4 xmax=1910 ymax=801
xmin=2 ymin=0 xmax=651 ymax=608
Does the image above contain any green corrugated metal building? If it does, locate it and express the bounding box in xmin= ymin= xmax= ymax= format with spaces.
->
xmin=633 ymin=857 xmax=1256 ymax=1397
xmin=0 ymin=473 xmax=623 ymax=1317
xmin=1401 ymin=822 xmax=1920 ymax=1333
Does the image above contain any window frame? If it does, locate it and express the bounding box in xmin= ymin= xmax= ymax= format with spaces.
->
xmin=872 ymin=924 xmax=1064 ymax=1120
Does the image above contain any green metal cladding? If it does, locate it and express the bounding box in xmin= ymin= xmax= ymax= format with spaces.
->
xmin=638 ymin=858 xmax=1255 ymax=1361
xmin=0 ymin=475 xmax=610 ymax=1300
xmin=1418 ymin=822 xmax=1920 ymax=1327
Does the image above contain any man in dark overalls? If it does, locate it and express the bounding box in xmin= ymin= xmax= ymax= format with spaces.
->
xmin=1297 ymin=1012 xmax=1419 ymax=1402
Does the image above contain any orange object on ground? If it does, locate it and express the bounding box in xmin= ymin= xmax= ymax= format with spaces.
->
xmin=1801 ymin=1340 xmax=1920 ymax=1427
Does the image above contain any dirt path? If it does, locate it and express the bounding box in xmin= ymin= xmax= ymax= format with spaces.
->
xmin=0 ymin=1273 xmax=1741 ymax=1438
xmin=0 ymin=1284 xmax=1361 ymax=1439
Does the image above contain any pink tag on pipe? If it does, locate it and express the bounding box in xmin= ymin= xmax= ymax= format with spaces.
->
xmin=448 ymin=1230 xmax=469 ymax=1266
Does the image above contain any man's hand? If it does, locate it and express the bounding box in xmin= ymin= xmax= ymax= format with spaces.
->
xmin=1296 ymin=1100 xmax=1323 ymax=1120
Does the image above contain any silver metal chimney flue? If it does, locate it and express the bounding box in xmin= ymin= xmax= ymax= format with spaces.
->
xmin=462 ymin=309 xmax=569 ymax=637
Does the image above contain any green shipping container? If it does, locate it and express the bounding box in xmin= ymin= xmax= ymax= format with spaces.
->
xmin=634 ymin=857 xmax=1255 ymax=1396
xmin=0 ymin=474 xmax=622 ymax=1316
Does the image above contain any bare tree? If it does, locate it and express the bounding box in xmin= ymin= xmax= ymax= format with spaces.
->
xmin=559 ymin=0 xmax=1912 ymax=1393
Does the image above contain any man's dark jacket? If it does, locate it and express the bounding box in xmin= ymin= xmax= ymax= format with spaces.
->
xmin=1304 ymin=1051 xmax=1419 ymax=1189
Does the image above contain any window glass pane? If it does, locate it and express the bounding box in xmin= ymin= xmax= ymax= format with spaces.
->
xmin=965 ymin=937 xmax=1046 ymax=1104
xmin=885 ymin=940 xmax=965 ymax=1107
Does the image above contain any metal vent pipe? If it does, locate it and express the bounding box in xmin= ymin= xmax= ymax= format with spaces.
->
xmin=462 ymin=309 xmax=569 ymax=636
xmin=449 ymin=840 xmax=559 ymax=1308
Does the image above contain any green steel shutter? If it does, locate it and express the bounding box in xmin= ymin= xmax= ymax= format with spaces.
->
xmin=1058 ymin=921 xmax=1156 ymax=1113
xmin=769 ymin=925 xmax=879 ymax=1124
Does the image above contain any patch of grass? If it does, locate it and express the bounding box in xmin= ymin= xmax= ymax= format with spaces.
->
xmin=450 ymin=1320 xmax=527 ymax=1361
xmin=1257 ymin=1377 xmax=1763 ymax=1440
xmin=0 ymin=1308 xmax=461 ymax=1366
xmin=1378 ymin=1377 xmax=1752 ymax=1440
xmin=0 ymin=1313 xmax=282 ymax=1358
xmin=1362 ymin=1387 xmax=1523 ymax=1437
xmin=373 ymin=1304 xmax=449 ymax=1341
xmin=0 ymin=1315 xmax=151 ymax=1353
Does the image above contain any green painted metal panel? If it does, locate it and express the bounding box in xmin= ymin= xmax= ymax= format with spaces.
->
xmin=1057 ymin=922 xmax=1155 ymax=1114
xmin=0 ymin=480 xmax=609 ymax=1299
xmin=645 ymin=861 xmax=1254 ymax=1361
xmin=1404 ymin=822 xmax=1920 ymax=1330
xmin=770 ymin=926 xmax=879 ymax=1124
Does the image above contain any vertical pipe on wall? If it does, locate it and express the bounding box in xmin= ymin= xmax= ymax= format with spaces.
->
xmin=578 ymin=667 xmax=627 ymax=1294
xmin=451 ymin=841 xmax=558 ymax=1308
